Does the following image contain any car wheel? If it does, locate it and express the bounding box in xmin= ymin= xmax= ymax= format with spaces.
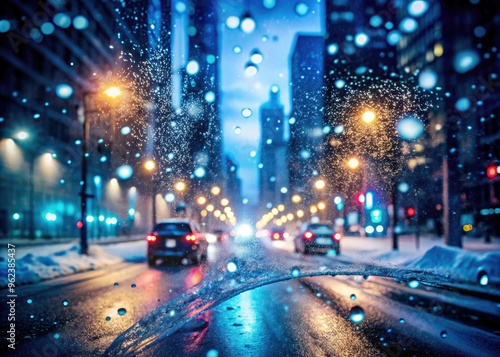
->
xmin=192 ymin=250 xmax=202 ymax=265
xmin=147 ymin=255 xmax=156 ymax=266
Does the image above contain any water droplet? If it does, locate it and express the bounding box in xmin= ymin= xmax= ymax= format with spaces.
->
xmin=399 ymin=318 xmax=405 ymax=324
xmin=30 ymin=315 xmax=34 ymax=319
xmin=105 ymin=316 xmax=111 ymax=321
xmin=350 ymin=294 xmax=356 ymax=300
xmin=117 ymin=308 xmax=127 ymax=316
xmin=27 ymin=299 xmax=33 ymax=304
xmin=227 ymin=261 xmax=237 ymax=273
xmin=363 ymin=275 xmax=370 ymax=280
xmin=440 ymin=330 xmax=447 ymax=338
xmin=234 ymin=126 xmax=242 ymax=135
xmin=131 ymin=284 xmax=136 ymax=288
xmin=62 ymin=300 xmax=69 ymax=307
xmin=407 ymin=279 xmax=419 ymax=289
xmin=181 ymin=258 xmax=189 ymax=265
xmin=114 ymin=282 xmax=119 ymax=287
xmin=207 ymin=349 xmax=219 ymax=357
xmin=348 ymin=306 xmax=365 ymax=324
xmin=53 ymin=333 xmax=60 ymax=339
xmin=291 ymin=267 xmax=301 ymax=277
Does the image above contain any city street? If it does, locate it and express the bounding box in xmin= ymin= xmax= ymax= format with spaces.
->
xmin=3 ymin=238 xmax=499 ymax=356
xmin=1 ymin=1 xmax=500 ymax=355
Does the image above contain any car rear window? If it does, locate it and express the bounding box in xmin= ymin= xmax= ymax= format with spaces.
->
xmin=154 ymin=223 xmax=192 ymax=234
xmin=308 ymin=224 xmax=333 ymax=233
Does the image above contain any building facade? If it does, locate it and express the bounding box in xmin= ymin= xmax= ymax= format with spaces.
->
xmin=0 ymin=0 xmax=170 ymax=238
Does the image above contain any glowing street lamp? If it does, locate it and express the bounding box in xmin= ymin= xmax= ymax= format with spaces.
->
xmin=362 ymin=110 xmax=376 ymax=123
xmin=197 ymin=196 xmax=207 ymax=205
xmin=175 ymin=181 xmax=186 ymax=192
xmin=104 ymin=86 xmax=122 ymax=98
xmin=347 ymin=157 xmax=360 ymax=170
xmin=211 ymin=186 xmax=221 ymax=196
xmin=144 ymin=160 xmax=156 ymax=171
xmin=292 ymin=194 xmax=302 ymax=204
xmin=314 ymin=179 xmax=326 ymax=190
xmin=15 ymin=131 xmax=29 ymax=140
xmin=220 ymin=198 xmax=229 ymax=206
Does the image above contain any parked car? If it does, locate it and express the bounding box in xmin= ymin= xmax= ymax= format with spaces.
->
xmin=146 ymin=219 xmax=208 ymax=266
xmin=294 ymin=222 xmax=341 ymax=255
xmin=270 ymin=227 xmax=288 ymax=241
xmin=213 ymin=228 xmax=229 ymax=242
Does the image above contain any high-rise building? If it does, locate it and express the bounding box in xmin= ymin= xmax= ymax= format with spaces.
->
xmin=289 ymin=34 xmax=324 ymax=200
xmin=176 ymin=0 xmax=222 ymax=200
xmin=396 ymin=0 xmax=500 ymax=240
xmin=0 ymin=0 xmax=169 ymax=238
xmin=259 ymin=85 xmax=289 ymax=211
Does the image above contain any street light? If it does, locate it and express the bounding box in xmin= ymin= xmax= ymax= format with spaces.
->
xmin=12 ymin=130 xmax=35 ymax=239
xmin=80 ymin=84 xmax=122 ymax=255
xmin=314 ymin=179 xmax=326 ymax=190
xmin=144 ymin=159 xmax=156 ymax=226
xmin=347 ymin=157 xmax=360 ymax=170
xmin=362 ymin=110 xmax=376 ymax=123
xmin=211 ymin=185 xmax=221 ymax=196
xmin=197 ymin=196 xmax=207 ymax=205
xmin=175 ymin=181 xmax=186 ymax=192
xmin=292 ymin=194 xmax=302 ymax=203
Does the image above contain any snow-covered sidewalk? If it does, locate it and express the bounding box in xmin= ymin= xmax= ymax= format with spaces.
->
xmin=0 ymin=240 xmax=147 ymax=289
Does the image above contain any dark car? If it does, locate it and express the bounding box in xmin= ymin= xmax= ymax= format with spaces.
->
xmin=213 ymin=228 xmax=229 ymax=242
xmin=294 ymin=222 xmax=341 ymax=255
xmin=146 ymin=219 xmax=208 ymax=266
xmin=270 ymin=228 xmax=288 ymax=241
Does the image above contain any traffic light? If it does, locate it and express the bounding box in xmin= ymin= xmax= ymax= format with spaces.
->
xmin=486 ymin=165 xmax=498 ymax=179
xmin=355 ymin=193 xmax=365 ymax=205
xmin=406 ymin=207 xmax=416 ymax=218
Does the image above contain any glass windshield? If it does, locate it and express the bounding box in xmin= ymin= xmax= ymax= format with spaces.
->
xmin=0 ymin=0 xmax=499 ymax=356
xmin=154 ymin=223 xmax=191 ymax=234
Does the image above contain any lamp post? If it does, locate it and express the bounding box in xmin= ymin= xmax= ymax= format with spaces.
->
xmin=144 ymin=159 xmax=156 ymax=227
xmin=13 ymin=131 xmax=36 ymax=239
xmin=80 ymin=85 xmax=122 ymax=255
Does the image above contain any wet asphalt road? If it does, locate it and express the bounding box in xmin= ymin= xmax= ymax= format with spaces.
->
xmin=2 ymin=239 xmax=499 ymax=357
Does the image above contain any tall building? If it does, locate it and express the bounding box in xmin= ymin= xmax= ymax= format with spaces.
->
xmin=259 ymin=85 xmax=289 ymax=212
xmin=0 ymin=0 xmax=169 ymax=238
xmin=176 ymin=0 xmax=222 ymax=200
xmin=397 ymin=0 xmax=500 ymax=240
xmin=289 ymin=34 xmax=324 ymax=200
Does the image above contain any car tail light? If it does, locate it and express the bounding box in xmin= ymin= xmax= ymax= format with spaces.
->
xmin=333 ymin=233 xmax=341 ymax=241
xmin=272 ymin=233 xmax=280 ymax=240
xmin=147 ymin=233 xmax=157 ymax=242
xmin=303 ymin=231 xmax=315 ymax=240
xmin=185 ymin=234 xmax=197 ymax=242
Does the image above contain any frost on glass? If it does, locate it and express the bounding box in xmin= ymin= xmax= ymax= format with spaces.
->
xmin=104 ymin=256 xmax=458 ymax=356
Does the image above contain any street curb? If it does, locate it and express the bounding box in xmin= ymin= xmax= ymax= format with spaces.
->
xmin=1 ymin=235 xmax=146 ymax=247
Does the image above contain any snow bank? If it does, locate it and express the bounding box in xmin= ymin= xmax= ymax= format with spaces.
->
xmin=0 ymin=245 xmax=123 ymax=288
xmin=406 ymin=246 xmax=500 ymax=285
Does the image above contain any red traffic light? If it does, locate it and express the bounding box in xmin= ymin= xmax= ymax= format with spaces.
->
xmin=355 ymin=193 xmax=365 ymax=205
xmin=486 ymin=165 xmax=498 ymax=179
xmin=76 ymin=221 xmax=83 ymax=229
xmin=406 ymin=207 xmax=416 ymax=218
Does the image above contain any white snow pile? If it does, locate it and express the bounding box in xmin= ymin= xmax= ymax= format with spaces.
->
xmin=406 ymin=246 xmax=500 ymax=285
xmin=0 ymin=245 xmax=123 ymax=288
